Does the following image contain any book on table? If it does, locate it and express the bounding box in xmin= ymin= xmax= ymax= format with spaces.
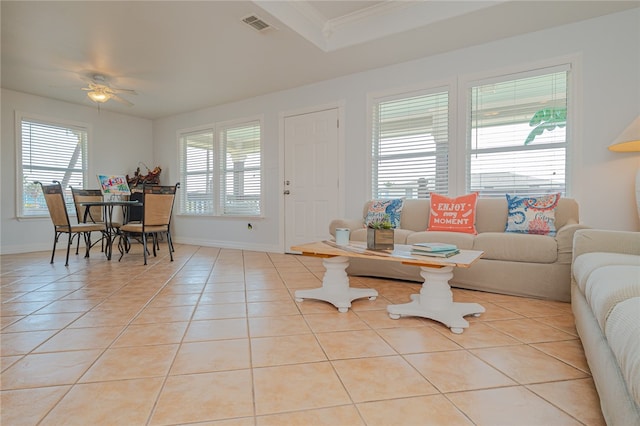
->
xmin=412 ymin=242 xmax=458 ymax=252
xmin=411 ymin=247 xmax=460 ymax=258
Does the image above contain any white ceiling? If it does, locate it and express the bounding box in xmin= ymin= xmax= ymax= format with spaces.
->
xmin=2 ymin=1 xmax=637 ymax=120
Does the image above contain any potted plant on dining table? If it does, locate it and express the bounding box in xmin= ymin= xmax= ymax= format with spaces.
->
xmin=366 ymin=214 xmax=395 ymax=250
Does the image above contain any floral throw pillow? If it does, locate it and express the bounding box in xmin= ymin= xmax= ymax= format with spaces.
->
xmin=505 ymin=193 xmax=561 ymax=236
xmin=428 ymin=192 xmax=479 ymax=234
xmin=364 ymin=199 xmax=404 ymax=229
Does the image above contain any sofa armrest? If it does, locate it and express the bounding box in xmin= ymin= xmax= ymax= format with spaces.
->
xmin=329 ymin=218 xmax=364 ymax=237
xmin=556 ymin=223 xmax=591 ymax=263
xmin=572 ymin=229 xmax=640 ymax=261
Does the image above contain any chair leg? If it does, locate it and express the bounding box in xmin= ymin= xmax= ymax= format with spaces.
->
xmin=168 ymin=227 xmax=175 ymax=252
xmin=117 ymin=233 xmax=126 ymax=262
xmin=65 ymin=233 xmax=73 ymax=266
xmin=122 ymin=234 xmax=131 ymax=253
xmin=142 ymin=232 xmax=148 ymax=265
xmin=101 ymin=231 xmax=105 ymax=252
xmin=167 ymin=232 xmax=174 ymax=262
xmin=83 ymin=232 xmax=92 ymax=258
xmin=50 ymin=231 xmax=60 ymax=264
xmin=152 ymin=234 xmax=158 ymax=257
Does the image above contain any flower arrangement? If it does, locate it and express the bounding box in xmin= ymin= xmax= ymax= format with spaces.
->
xmin=367 ymin=214 xmax=394 ymax=250
xmin=127 ymin=163 xmax=161 ymax=187
xmin=367 ymin=214 xmax=393 ymax=229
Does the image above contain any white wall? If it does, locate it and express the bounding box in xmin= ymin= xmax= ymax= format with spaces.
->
xmin=2 ymin=10 xmax=638 ymax=255
xmin=1 ymin=89 xmax=153 ymax=254
xmin=155 ymin=9 xmax=640 ymax=252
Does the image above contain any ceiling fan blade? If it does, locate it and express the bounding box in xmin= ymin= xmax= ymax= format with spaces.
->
xmin=79 ymin=76 xmax=95 ymax=85
xmin=52 ymin=73 xmax=137 ymax=106
xmin=111 ymin=88 xmax=137 ymax=95
xmin=50 ymin=84 xmax=86 ymax=89
xmin=81 ymin=83 xmax=103 ymax=91
xmin=110 ymin=94 xmax=134 ymax=106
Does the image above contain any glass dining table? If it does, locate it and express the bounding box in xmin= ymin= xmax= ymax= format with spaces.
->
xmin=79 ymin=200 xmax=142 ymax=260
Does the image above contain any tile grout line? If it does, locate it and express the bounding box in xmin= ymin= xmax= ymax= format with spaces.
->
xmin=31 ymin=250 xmax=197 ymax=425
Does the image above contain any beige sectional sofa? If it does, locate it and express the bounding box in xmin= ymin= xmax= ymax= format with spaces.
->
xmin=571 ymin=229 xmax=640 ymax=426
xmin=330 ymin=197 xmax=586 ymax=302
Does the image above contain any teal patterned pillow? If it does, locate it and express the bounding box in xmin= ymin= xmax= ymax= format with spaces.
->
xmin=364 ymin=199 xmax=404 ymax=229
xmin=505 ymin=193 xmax=561 ymax=236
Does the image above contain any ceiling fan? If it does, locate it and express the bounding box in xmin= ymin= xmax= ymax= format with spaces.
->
xmin=82 ymin=74 xmax=137 ymax=106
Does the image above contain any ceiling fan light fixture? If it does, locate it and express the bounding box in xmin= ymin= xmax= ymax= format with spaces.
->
xmin=87 ymin=89 xmax=110 ymax=103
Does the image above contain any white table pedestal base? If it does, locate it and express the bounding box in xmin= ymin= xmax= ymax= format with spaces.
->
xmin=387 ymin=265 xmax=484 ymax=333
xmin=295 ymin=256 xmax=378 ymax=313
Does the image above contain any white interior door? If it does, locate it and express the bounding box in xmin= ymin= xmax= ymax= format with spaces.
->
xmin=284 ymin=108 xmax=340 ymax=252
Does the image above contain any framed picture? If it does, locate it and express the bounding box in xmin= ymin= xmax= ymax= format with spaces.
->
xmin=97 ymin=174 xmax=131 ymax=195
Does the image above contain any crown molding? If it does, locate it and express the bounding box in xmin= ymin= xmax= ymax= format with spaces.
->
xmin=254 ymin=1 xmax=504 ymax=52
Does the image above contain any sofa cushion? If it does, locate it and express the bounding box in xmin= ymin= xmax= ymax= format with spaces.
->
xmin=584 ymin=265 xmax=640 ymax=331
xmin=357 ymin=197 xmax=579 ymax=234
xmin=407 ymin=231 xmax=475 ymax=249
xmin=573 ymin=252 xmax=640 ymax=293
xmin=397 ymin=198 xmax=431 ymax=232
xmin=474 ymin=198 xmax=509 ymax=233
xmin=604 ymin=296 xmax=640 ymax=405
xmin=473 ymin=232 xmax=558 ymax=262
xmin=428 ymin=192 xmax=478 ymax=234
xmin=505 ymin=193 xmax=560 ymax=236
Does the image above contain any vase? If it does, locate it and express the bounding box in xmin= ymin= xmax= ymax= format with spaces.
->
xmin=367 ymin=228 xmax=394 ymax=250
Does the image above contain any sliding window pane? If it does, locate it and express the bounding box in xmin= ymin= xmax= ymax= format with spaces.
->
xmin=372 ymin=90 xmax=449 ymax=198
xmin=220 ymin=121 xmax=262 ymax=216
xmin=468 ymin=68 xmax=568 ymax=196
xmin=179 ymin=130 xmax=214 ymax=215
xmin=19 ymin=117 xmax=88 ymax=216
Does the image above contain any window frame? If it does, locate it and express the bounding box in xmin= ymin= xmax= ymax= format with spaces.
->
xmin=367 ymin=83 xmax=454 ymax=200
xmin=217 ymin=117 xmax=263 ymax=217
xmin=15 ymin=111 xmax=90 ymax=218
xmin=177 ymin=115 xmax=264 ymax=218
xmin=366 ymin=60 xmax=577 ymax=200
xmin=178 ymin=125 xmax=216 ymax=216
xmin=458 ymin=60 xmax=576 ymax=197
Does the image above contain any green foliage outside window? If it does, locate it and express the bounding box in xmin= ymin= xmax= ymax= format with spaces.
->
xmin=525 ymin=107 xmax=566 ymax=145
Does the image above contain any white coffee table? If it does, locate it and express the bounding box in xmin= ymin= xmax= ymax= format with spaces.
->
xmin=291 ymin=241 xmax=379 ymax=313
xmin=385 ymin=249 xmax=485 ymax=334
xmin=291 ymin=241 xmax=484 ymax=333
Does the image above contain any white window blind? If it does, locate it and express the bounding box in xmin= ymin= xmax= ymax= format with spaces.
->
xmin=179 ymin=129 xmax=214 ymax=215
xmin=18 ymin=116 xmax=88 ymax=217
xmin=371 ymin=90 xmax=449 ymax=199
xmin=468 ymin=67 xmax=568 ymax=196
xmin=179 ymin=119 xmax=262 ymax=217
xmin=219 ymin=121 xmax=262 ymax=216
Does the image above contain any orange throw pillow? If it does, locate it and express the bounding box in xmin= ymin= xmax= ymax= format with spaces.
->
xmin=428 ymin=193 xmax=479 ymax=234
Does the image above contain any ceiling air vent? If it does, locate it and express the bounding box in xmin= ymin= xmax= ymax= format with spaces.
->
xmin=242 ymin=15 xmax=272 ymax=32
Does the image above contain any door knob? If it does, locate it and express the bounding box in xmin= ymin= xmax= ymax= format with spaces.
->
xmin=284 ymin=190 xmax=290 ymax=195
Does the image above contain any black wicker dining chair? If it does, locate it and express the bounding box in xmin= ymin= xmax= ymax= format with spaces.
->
xmin=36 ymin=181 xmax=107 ymax=266
xmin=118 ymin=183 xmax=179 ymax=265
xmin=70 ymin=186 xmax=122 ymax=254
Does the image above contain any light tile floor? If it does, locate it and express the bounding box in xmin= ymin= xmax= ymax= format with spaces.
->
xmin=1 ymin=244 xmax=605 ymax=425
